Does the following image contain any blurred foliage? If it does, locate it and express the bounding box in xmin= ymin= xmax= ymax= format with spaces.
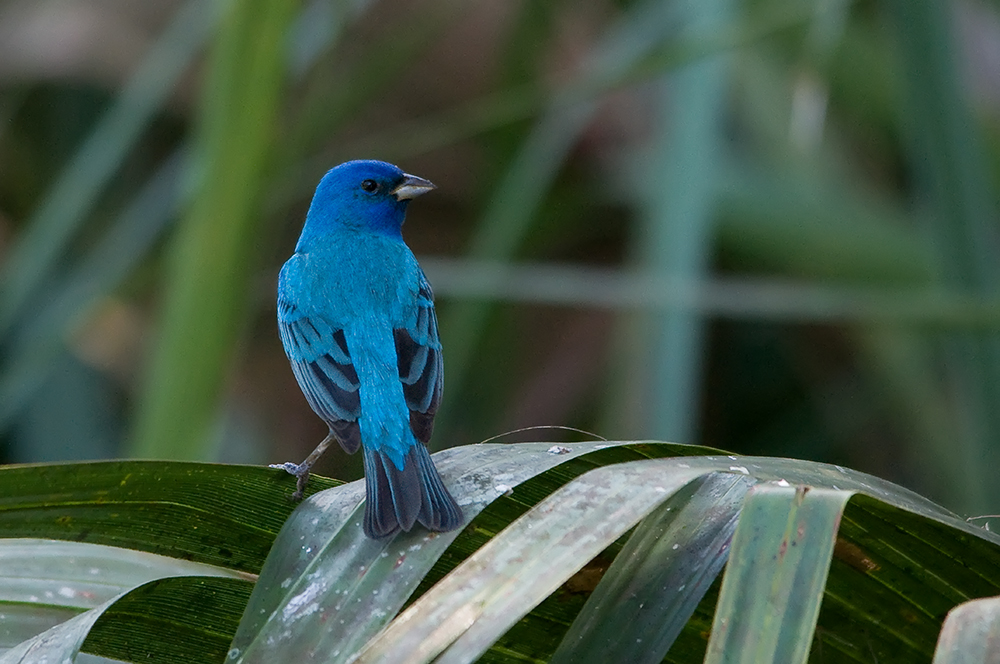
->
xmin=0 ymin=0 xmax=999 ymax=515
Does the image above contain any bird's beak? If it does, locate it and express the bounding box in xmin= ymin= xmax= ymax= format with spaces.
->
xmin=392 ymin=173 xmax=436 ymax=201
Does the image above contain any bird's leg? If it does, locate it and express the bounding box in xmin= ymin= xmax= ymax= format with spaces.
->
xmin=269 ymin=432 xmax=337 ymax=500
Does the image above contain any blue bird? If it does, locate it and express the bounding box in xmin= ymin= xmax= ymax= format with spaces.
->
xmin=271 ymin=159 xmax=463 ymax=539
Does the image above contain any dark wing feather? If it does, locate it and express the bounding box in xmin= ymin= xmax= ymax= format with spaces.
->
xmin=394 ymin=274 xmax=443 ymax=444
xmin=278 ymin=297 xmax=362 ymax=454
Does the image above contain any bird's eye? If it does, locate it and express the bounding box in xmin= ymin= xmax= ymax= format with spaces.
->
xmin=360 ymin=179 xmax=379 ymax=193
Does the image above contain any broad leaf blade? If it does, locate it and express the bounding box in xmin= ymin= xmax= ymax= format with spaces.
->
xmin=355 ymin=460 xmax=712 ymax=664
xmin=0 ymin=576 xmax=251 ymax=664
xmin=0 ymin=461 xmax=339 ymax=573
xmin=3 ymin=446 xmax=1000 ymax=663
xmin=83 ymin=577 xmax=252 ymax=664
xmin=0 ymin=604 xmax=83 ymax=655
xmin=232 ymin=442 xmax=670 ymax=663
xmin=350 ymin=449 xmax=1000 ymax=663
xmin=0 ymin=597 xmax=115 ymax=664
xmin=0 ymin=539 xmax=247 ymax=609
xmin=0 ymin=538 xmax=246 ymax=652
xmin=551 ymin=472 xmax=754 ymax=664
xmin=933 ymin=595 xmax=1000 ymax=664
xmin=705 ymin=485 xmax=851 ymax=664
xmin=814 ymin=497 xmax=1000 ymax=662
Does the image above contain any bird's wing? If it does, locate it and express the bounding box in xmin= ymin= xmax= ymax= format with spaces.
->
xmin=278 ymin=296 xmax=362 ymax=454
xmin=394 ymin=272 xmax=444 ymax=445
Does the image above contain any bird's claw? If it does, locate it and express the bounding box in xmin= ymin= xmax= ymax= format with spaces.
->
xmin=269 ymin=462 xmax=310 ymax=501
xmin=269 ymin=461 xmax=303 ymax=476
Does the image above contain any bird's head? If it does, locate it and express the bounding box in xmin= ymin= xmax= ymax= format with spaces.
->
xmin=299 ymin=160 xmax=435 ymax=246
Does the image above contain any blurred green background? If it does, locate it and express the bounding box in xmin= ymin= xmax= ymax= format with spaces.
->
xmin=0 ymin=0 xmax=998 ymax=516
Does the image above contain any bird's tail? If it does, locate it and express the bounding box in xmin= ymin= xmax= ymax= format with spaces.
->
xmin=361 ymin=443 xmax=463 ymax=538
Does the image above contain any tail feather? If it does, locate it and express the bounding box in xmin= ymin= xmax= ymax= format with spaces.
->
xmin=415 ymin=447 xmax=463 ymax=531
xmin=362 ymin=446 xmax=420 ymax=536
xmin=362 ymin=444 xmax=463 ymax=538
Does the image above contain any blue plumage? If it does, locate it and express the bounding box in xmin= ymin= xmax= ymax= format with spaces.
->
xmin=272 ymin=160 xmax=463 ymax=538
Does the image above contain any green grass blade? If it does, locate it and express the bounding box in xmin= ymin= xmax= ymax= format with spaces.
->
xmin=0 ymin=151 xmax=185 ymax=430
xmin=0 ymin=539 xmax=245 ymax=610
xmin=0 ymin=604 xmax=84 ymax=654
xmin=0 ymin=0 xmax=216 ymax=338
xmin=887 ymin=0 xmax=998 ymax=290
xmin=437 ymin=0 xmax=684 ymax=437
xmin=632 ymin=0 xmax=734 ymax=443
xmin=419 ymin=257 xmax=1000 ymax=328
xmin=130 ymin=0 xmax=297 ymax=460
xmin=886 ymin=0 xmax=1000 ymax=513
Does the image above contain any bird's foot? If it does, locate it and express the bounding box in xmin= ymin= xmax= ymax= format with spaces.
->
xmin=269 ymin=462 xmax=310 ymax=501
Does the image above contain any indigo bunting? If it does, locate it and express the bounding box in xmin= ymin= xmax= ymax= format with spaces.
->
xmin=271 ymin=160 xmax=463 ymax=539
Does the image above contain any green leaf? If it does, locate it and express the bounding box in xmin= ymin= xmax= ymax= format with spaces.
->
xmin=131 ymin=0 xmax=298 ymax=460
xmin=0 ymin=575 xmax=251 ymax=664
xmin=0 ymin=595 xmax=114 ymax=664
xmin=816 ymin=497 xmax=1000 ymax=662
xmin=551 ymin=472 xmax=754 ymax=664
xmin=0 ymin=538 xmax=246 ymax=657
xmin=3 ymin=445 xmax=1000 ymax=662
xmin=332 ymin=447 xmax=998 ymax=663
xmin=933 ymin=595 xmax=1000 ymax=664
xmin=0 ymin=603 xmax=83 ymax=653
xmin=886 ymin=0 xmax=1000 ymax=515
xmin=230 ymin=442 xmax=706 ymax=663
xmin=353 ymin=457 xmax=712 ymax=663
xmin=0 ymin=538 xmax=246 ymax=609
xmin=0 ymin=0 xmax=217 ymax=338
xmin=705 ymin=485 xmax=851 ymax=664
xmin=84 ymin=576 xmax=252 ymax=664
xmin=0 ymin=461 xmax=339 ymax=573
xmin=0 ymin=152 xmax=185 ymax=430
